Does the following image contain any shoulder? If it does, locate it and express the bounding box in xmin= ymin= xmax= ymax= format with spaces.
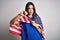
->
xmin=35 ymin=14 xmax=41 ymax=19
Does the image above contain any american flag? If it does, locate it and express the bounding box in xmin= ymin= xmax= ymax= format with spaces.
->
xmin=9 ymin=16 xmax=45 ymax=39
xmin=9 ymin=16 xmax=31 ymax=36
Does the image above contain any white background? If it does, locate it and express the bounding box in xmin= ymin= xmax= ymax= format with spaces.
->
xmin=0 ymin=0 xmax=60 ymax=40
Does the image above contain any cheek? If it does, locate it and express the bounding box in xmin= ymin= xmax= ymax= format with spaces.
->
xmin=28 ymin=9 xmax=30 ymax=12
xmin=28 ymin=9 xmax=33 ymax=13
xmin=31 ymin=9 xmax=34 ymax=12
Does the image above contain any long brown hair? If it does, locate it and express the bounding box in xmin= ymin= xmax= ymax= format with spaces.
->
xmin=25 ymin=2 xmax=37 ymax=18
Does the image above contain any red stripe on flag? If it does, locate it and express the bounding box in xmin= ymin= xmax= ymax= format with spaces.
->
xmin=19 ymin=17 xmax=22 ymax=22
xmin=23 ymin=16 xmax=27 ymax=23
xmin=28 ymin=18 xmax=31 ymax=22
xmin=10 ymin=25 xmax=22 ymax=31
xmin=9 ymin=30 xmax=22 ymax=36
xmin=15 ymin=24 xmax=22 ymax=28
xmin=9 ymin=16 xmax=32 ymax=37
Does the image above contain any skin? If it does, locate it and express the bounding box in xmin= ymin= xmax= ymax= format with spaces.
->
xmin=27 ymin=5 xmax=42 ymax=34
xmin=28 ymin=5 xmax=34 ymax=17
xmin=10 ymin=11 xmax=28 ymax=25
xmin=28 ymin=5 xmax=45 ymax=39
xmin=10 ymin=5 xmax=42 ymax=34
xmin=10 ymin=4 xmax=45 ymax=39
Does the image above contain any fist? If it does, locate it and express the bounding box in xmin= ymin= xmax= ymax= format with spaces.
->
xmin=19 ymin=11 xmax=28 ymax=16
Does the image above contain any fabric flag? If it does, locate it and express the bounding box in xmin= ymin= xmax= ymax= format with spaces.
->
xmin=9 ymin=16 xmax=44 ymax=39
xmin=9 ymin=16 xmax=31 ymax=36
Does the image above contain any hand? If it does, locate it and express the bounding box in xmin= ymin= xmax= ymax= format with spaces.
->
xmin=23 ymin=11 xmax=28 ymax=16
xmin=14 ymin=11 xmax=28 ymax=24
xmin=31 ymin=21 xmax=40 ymax=28
xmin=42 ymin=32 xmax=45 ymax=40
xmin=31 ymin=21 xmax=37 ymax=27
xmin=10 ymin=11 xmax=28 ymax=25
xmin=18 ymin=11 xmax=28 ymax=16
xmin=31 ymin=21 xmax=42 ymax=34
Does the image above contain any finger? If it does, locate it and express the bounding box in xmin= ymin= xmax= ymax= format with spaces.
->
xmin=23 ymin=11 xmax=28 ymax=15
xmin=18 ymin=11 xmax=24 ymax=16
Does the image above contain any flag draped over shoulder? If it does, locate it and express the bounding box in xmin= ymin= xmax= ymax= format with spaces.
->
xmin=9 ymin=16 xmax=31 ymax=36
xmin=9 ymin=16 xmax=45 ymax=39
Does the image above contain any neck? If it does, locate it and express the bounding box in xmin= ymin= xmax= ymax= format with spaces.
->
xmin=28 ymin=14 xmax=32 ymax=18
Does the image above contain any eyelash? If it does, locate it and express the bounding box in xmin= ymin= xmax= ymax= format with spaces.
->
xmin=28 ymin=8 xmax=33 ymax=9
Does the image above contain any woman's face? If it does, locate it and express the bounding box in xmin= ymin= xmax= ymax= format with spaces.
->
xmin=28 ymin=5 xmax=34 ymax=15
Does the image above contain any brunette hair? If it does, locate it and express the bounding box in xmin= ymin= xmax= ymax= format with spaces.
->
xmin=25 ymin=2 xmax=37 ymax=18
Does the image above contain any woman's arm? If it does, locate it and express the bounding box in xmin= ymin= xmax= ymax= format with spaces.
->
xmin=31 ymin=21 xmax=42 ymax=34
xmin=10 ymin=14 xmax=20 ymax=25
xmin=31 ymin=21 xmax=45 ymax=39
xmin=10 ymin=11 xmax=28 ymax=25
xmin=10 ymin=11 xmax=24 ymax=25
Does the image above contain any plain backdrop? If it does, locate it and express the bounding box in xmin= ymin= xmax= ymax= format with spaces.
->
xmin=0 ymin=0 xmax=60 ymax=40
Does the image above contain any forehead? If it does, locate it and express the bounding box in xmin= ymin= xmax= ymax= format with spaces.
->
xmin=28 ymin=5 xmax=33 ymax=8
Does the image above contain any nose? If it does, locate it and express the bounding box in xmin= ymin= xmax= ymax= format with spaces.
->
xmin=30 ymin=9 xmax=33 ymax=12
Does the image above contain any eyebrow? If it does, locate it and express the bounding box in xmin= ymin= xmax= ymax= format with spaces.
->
xmin=28 ymin=8 xmax=33 ymax=9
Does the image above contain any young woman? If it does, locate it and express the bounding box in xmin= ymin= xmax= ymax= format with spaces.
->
xmin=10 ymin=2 xmax=45 ymax=40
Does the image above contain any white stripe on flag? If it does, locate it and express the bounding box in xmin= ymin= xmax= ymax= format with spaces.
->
xmin=26 ymin=19 xmax=30 ymax=23
xmin=20 ymin=16 xmax=25 ymax=22
xmin=10 ymin=27 xmax=21 ymax=34
xmin=18 ymin=18 xmax=20 ymax=21
xmin=12 ymin=25 xmax=21 ymax=29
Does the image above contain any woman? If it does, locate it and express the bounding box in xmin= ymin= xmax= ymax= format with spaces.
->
xmin=10 ymin=2 xmax=45 ymax=40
